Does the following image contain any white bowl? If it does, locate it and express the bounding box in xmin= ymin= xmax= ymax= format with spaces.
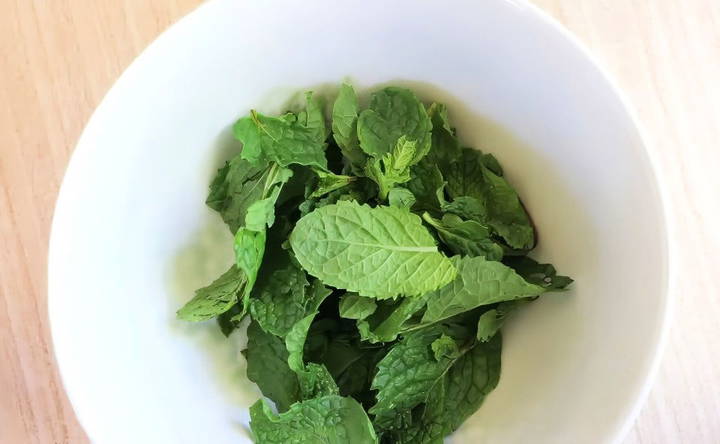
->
xmin=49 ymin=1 xmax=670 ymax=443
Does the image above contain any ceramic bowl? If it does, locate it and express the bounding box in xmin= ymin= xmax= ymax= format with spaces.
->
xmin=49 ymin=1 xmax=670 ymax=443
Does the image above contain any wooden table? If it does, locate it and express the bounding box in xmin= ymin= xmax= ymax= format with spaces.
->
xmin=1 ymin=1 xmax=718 ymax=442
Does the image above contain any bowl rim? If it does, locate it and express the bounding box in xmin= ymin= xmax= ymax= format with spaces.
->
xmin=47 ymin=0 xmax=673 ymax=442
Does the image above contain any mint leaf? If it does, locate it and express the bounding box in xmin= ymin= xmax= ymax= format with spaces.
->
xmin=446 ymin=149 xmax=534 ymax=249
xmin=387 ymin=188 xmax=416 ymax=209
xmin=235 ymin=110 xmax=328 ymax=170
xmin=365 ymin=136 xmax=417 ymax=200
xmin=481 ymin=152 xmax=503 ymax=176
xmin=332 ymin=83 xmax=366 ymax=166
xmin=421 ymin=256 xmax=547 ymax=324
xmin=475 ymin=309 xmax=502 ymax=342
xmin=176 ymin=265 xmax=245 ymax=322
xmin=286 ymin=311 xmax=339 ymax=400
xmin=234 ymin=228 xmax=266 ymax=316
xmin=289 ymin=201 xmax=456 ymax=299
xmin=431 ymin=334 xmax=459 ymax=361
xmin=297 ymin=91 xmax=328 ymax=143
xmin=339 ymin=293 xmax=377 ymax=320
xmin=441 ymin=195 xmax=487 ymax=222
xmin=357 ymin=296 xmax=428 ymax=343
xmin=386 ymin=335 xmax=502 ymax=443
xmin=504 ymin=256 xmax=573 ymax=290
xmin=249 ymin=256 xmax=310 ymax=337
xmin=425 ymin=103 xmax=461 ymax=169
xmin=206 ymin=157 xmax=270 ymax=232
xmin=476 ymin=298 xmax=538 ymax=343
xmin=250 ymin=395 xmax=378 ymax=444
xmin=310 ymin=169 xmax=355 ymax=198
xmin=369 ymin=326 xmax=465 ymax=428
xmin=357 ymin=87 xmax=431 ymax=162
xmin=244 ymin=164 xmax=294 ymax=231
xmin=407 ymin=159 xmax=444 ymax=212
xmin=422 ymin=213 xmax=503 ymax=261
xmin=245 ymin=321 xmax=299 ymax=412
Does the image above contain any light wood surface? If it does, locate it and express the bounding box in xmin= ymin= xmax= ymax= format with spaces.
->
xmin=1 ymin=1 xmax=718 ymax=443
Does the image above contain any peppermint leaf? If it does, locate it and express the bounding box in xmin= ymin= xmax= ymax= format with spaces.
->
xmin=421 ymin=256 xmax=547 ymax=324
xmin=176 ymin=265 xmax=245 ymax=322
xmin=332 ymin=83 xmax=366 ymax=166
xmin=235 ymin=110 xmax=328 ymax=170
xmin=422 ymin=213 xmax=503 ymax=261
xmin=289 ymin=201 xmax=456 ymax=299
xmin=250 ymin=395 xmax=378 ymax=444
xmin=357 ymin=87 xmax=431 ymax=162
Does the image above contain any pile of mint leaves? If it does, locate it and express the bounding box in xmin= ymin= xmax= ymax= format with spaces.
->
xmin=177 ymin=84 xmax=572 ymax=444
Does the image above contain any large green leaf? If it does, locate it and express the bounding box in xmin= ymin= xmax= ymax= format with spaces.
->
xmin=250 ymin=395 xmax=378 ymax=444
xmin=289 ymin=201 xmax=456 ymax=299
xmin=421 ymin=256 xmax=546 ymax=324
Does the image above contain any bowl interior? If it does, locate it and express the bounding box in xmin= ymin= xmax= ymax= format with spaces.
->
xmin=49 ymin=1 xmax=668 ymax=443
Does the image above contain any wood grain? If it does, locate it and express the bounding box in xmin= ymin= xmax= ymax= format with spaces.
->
xmin=1 ymin=0 xmax=718 ymax=443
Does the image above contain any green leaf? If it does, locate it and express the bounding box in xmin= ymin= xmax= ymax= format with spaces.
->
xmin=475 ymin=309 xmax=502 ymax=342
xmin=481 ymin=153 xmax=503 ymax=176
xmin=249 ymin=256 xmax=311 ymax=337
xmin=250 ymin=395 xmax=378 ymax=444
xmin=475 ymin=300 xmax=532 ymax=342
xmin=286 ymin=311 xmax=339 ymax=399
xmin=205 ymin=161 xmax=231 ymax=212
xmin=387 ymin=188 xmax=416 ymax=209
xmin=339 ymin=293 xmax=377 ymax=320
xmin=234 ymin=228 xmax=266 ymax=315
xmin=482 ymin=166 xmax=535 ymax=250
xmin=206 ymin=157 xmax=270 ymax=232
xmin=407 ymin=158 xmax=445 ymax=212
xmin=365 ymin=136 xmax=417 ymax=200
xmin=216 ymin=303 xmax=242 ymax=336
xmin=357 ymin=87 xmax=431 ymax=163
xmin=289 ymin=201 xmax=456 ymax=299
xmin=431 ymin=334 xmax=459 ymax=361
xmin=176 ymin=265 xmax=245 ymax=322
xmin=245 ymin=321 xmax=299 ymax=412
xmin=244 ymin=165 xmax=294 ymax=231
xmin=445 ymin=149 xmax=534 ymax=249
xmin=421 ymin=256 xmax=547 ymax=324
xmin=234 ymin=110 xmax=328 ymax=170
xmin=504 ymin=256 xmax=573 ymax=290
xmin=441 ymin=195 xmax=487 ymax=222
xmin=388 ymin=335 xmax=502 ymax=443
xmin=422 ymin=213 xmax=503 ymax=261
xmin=332 ymin=83 xmax=366 ymax=166
xmin=424 ymin=103 xmax=461 ymax=169
xmin=296 ymin=91 xmax=328 ymax=143
xmin=310 ymin=169 xmax=355 ymax=198
xmin=357 ymin=296 xmax=428 ymax=343
xmin=369 ymin=325 xmax=473 ymax=429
